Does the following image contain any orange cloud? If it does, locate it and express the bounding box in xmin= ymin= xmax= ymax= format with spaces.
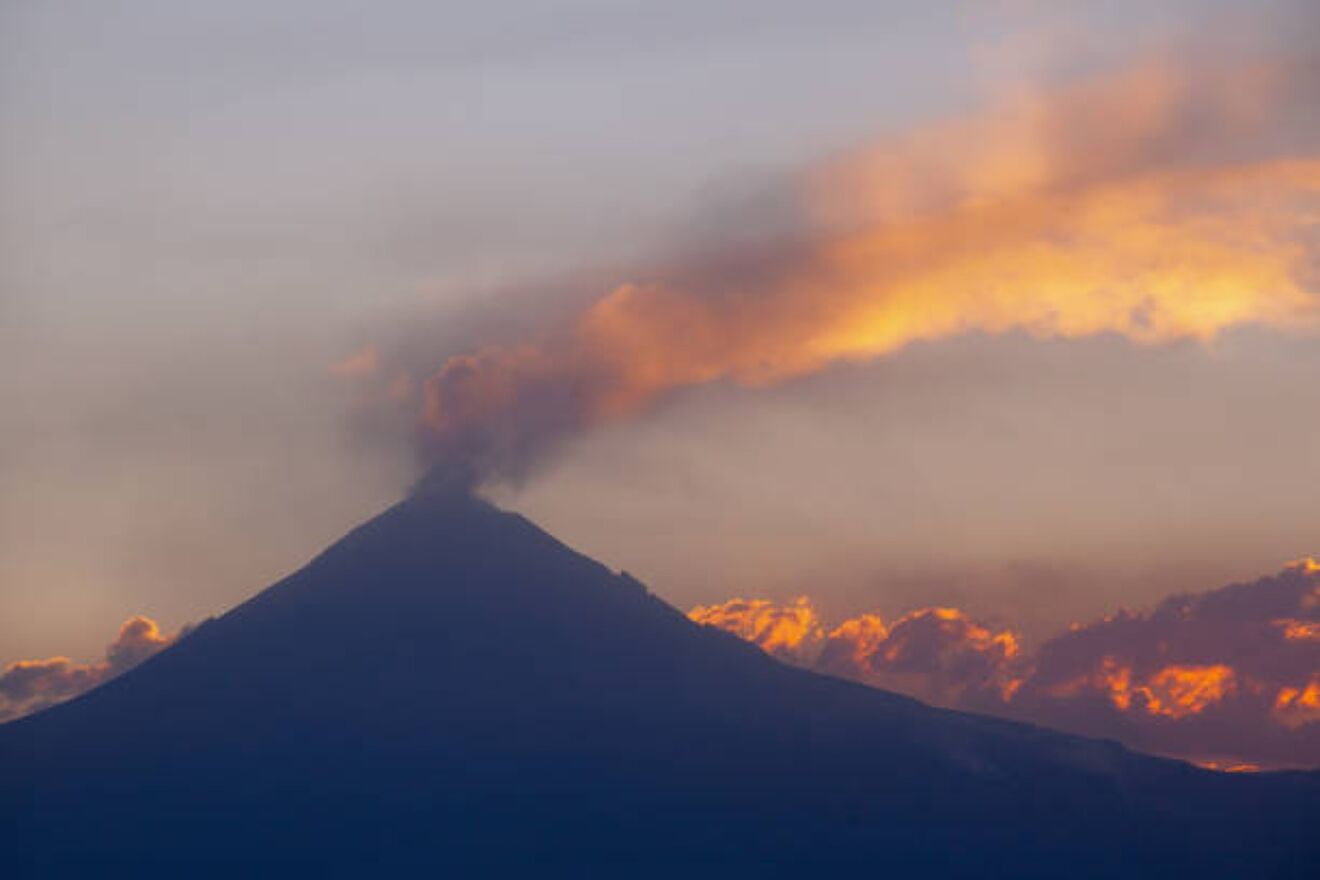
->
xmin=687 ymin=597 xmax=823 ymax=662
xmin=1275 ymin=619 xmax=1320 ymax=641
xmin=406 ymin=54 xmax=1320 ymax=484
xmin=1194 ymin=759 xmax=1262 ymax=773
xmin=859 ymin=608 xmax=1020 ymax=707
xmin=1068 ymin=660 xmax=1239 ymax=719
xmin=690 ymin=600 xmax=1023 ymax=708
xmin=1274 ymin=678 xmax=1320 ymax=728
xmin=0 ymin=616 xmax=180 ymax=722
xmin=690 ymin=558 xmax=1320 ymax=769
xmin=817 ymin=614 xmax=888 ymax=679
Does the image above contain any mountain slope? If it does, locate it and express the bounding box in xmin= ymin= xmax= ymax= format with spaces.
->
xmin=2 ymin=486 xmax=1316 ymax=874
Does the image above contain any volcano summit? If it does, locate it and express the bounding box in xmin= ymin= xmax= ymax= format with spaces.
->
xmin=2 ymin=484 xmax=1316 ymax=874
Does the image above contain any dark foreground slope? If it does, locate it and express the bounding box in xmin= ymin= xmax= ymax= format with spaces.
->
xmin=2 ymin=487 xmax=1316 ymax=875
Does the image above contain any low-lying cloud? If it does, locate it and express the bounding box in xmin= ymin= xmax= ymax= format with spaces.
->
xmin=0 ymin=616 xmax=181 ymax=722
xmin=690 ymin=559 xmax=1320 ymax=769
xmin=687 ymin=596 xmax=823 ymax=664
xmin=1007 ymin=558 xmax=1320 ymax=767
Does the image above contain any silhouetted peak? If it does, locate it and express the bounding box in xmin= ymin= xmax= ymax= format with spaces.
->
xmin=273 ymin=477 xmax=629 ymax=622
xmin=2 ymin=488 xmax=1316 ymax=874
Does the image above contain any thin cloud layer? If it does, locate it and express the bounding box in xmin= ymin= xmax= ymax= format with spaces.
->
xmin=689 ymin=559 xmax=1320 ymax=768
xmin=350 ymin=53 xmax=1320 ymax=485
xmin=0 ymin=616 xmax=180 ymax=722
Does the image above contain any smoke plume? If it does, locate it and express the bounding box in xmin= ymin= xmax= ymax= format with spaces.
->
xmin=361 ymin=54 xmax=1320 ymax=486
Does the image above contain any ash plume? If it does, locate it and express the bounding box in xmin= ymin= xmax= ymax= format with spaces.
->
xmin=350 ymin=53 xmax=1320 ymax=489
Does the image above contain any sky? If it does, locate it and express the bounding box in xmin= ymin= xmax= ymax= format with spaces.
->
xmin=3 ymin=0 xmax=1318 ymax=724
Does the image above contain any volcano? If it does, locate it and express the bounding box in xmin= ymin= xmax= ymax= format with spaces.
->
xmin=2 ymin=484 xmax=1316 ymax=874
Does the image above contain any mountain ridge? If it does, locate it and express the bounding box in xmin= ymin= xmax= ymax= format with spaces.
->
xmin=2 ymin=487 xmax=1316 ymax=874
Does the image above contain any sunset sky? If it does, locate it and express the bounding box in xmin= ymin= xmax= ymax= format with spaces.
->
xmin=2 ymin=2 xmax=1318 ymax=762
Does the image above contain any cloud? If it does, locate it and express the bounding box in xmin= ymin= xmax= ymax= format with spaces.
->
xmin=348 ymin=52 xmax=1320 ymax=486
xmin=689 ymin=559 xmax=1320 ymax=768
xmin=690 ymin=600 xmax=1024 ymax=709
xmin=687 ymin=597 xmax=823 ymax=663
xmin=0 ymin=658 xmax=103 ymax=714
xmin=853 ymin=608 xmax=1021 ymax=707
xmin=0 ymin=616 xmax=180 ymax=722
xmin=330 ymin=345 xmax=380 ymax=378
xmin=816 ymin=614 xmax=887 ymax=679
xmin=1006 ymin=558 xmax=1320 ymax=766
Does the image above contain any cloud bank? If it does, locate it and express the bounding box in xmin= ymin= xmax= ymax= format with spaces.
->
xmin=690 ymin=559 xmax=1320 ymax=769
xmin=0 ymin=616 xmax=181 ymax=722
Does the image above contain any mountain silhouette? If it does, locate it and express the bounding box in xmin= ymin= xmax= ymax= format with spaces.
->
xmin=2 ymin=484 xmax=1316 ymax=875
